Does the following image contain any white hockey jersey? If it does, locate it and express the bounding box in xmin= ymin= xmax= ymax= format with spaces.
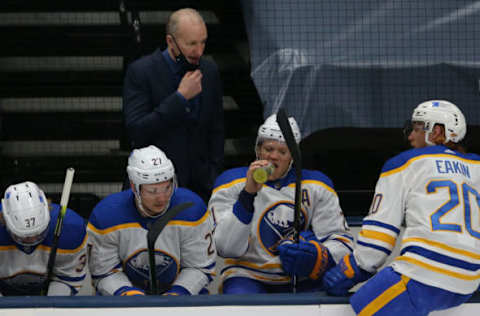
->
xmin=209 ymin=167 xmax=353 ymax=284
xmin=355 ymin=145 xmax=480 ymax=294
xmin=0 ymin=204 xmax=88 ymax=296
xmin=87 ymin=188 xmax=216 ymax=295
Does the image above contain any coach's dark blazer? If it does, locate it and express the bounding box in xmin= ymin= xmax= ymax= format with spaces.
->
xmin=123 ymin=48 xmax=224 ymax=201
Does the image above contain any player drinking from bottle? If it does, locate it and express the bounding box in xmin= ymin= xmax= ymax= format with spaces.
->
xmin=208 ymin=114 xmax=353 ymax=293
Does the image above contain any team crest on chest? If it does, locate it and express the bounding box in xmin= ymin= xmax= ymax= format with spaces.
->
xmin=124 ymin=250 xmax=178 ymax=290
xmin=257 ymin=201 xmax=306 ymax=256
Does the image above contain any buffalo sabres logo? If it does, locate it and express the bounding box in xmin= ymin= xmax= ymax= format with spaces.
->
xmin=258 ymin=201 xmax=306 ymax=256
xmin=125 ymin=250 xmax=178 ymax=289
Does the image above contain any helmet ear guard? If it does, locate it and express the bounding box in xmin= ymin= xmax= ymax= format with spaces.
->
xmin=2 ymin=181 xmax=50 ymax=246
xmin=411 ymin=100 xmax=466 ymax=145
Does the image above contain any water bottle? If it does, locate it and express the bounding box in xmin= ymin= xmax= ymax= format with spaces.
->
xmin=253 ymin=163 xmax=275 ymax=184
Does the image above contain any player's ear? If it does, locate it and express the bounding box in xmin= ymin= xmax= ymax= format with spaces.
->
xmin=431 ymin=124 xmax=446 ymax=144
xmin=166 ymin=34 xmax=174 ymax=46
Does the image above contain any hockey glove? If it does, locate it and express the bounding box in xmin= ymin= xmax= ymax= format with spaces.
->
xmin=278 ymin=231 xmax=333 ymax=279
xmin=322 ymin=254 xmax=372 ymax=296
xmin=115 ymin=286 xmax=145 ymax=296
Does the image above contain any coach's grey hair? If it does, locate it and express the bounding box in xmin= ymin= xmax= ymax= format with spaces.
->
xmin=166 ymin=8 xmax=205 ymax=36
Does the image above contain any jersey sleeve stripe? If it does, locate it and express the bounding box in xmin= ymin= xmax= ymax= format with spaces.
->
xmin=380 ymin=156 xmax=418 ymax=177
xmin=334 ymin=236 xmax=355 ymax=245
xmin=363 ymin=220 xmax=401 ymax=234
xmin=332 ymin=238 xmax=354 ymax=252
xmin=319 ymin=234 xmax=331 ymax=243
xmin=340 ymin=234 xmax=355 ymax=241
xmin=59 ymin=233 xmax=88 ymax=254
xmin=357 ymin=240 xmax=392 ymax=255
xmin=212 ymin=178 xmax=246 ymax=194
xmin=402 ymin=237 xmax=480 ymax=259
xmin=87 ymin=222 xmax=142 ymax=234
xmin=395 ymin=256 xmax=480 ymax=280
xmin=291 ymin=180 xmax=337 ymax=195
xmin=222 ymin=268 xmax=291 ymax=282
xmin=221 ymin=265 xmax=283 ymax=276
xmin=0 ymin=245 xmax=17 ymax=251
xmin=36 ymin=234 xmax=87 ymax=254
xmin=91 ymin=266 xmax=122 ymax=279
xmin=221 ymin=266 xmax=291 ymax=282
xmin=401 ymin=246 xmax=480 ymax=271
xmin=57 ymin=274 xmax=86 ymax=282
xmin=203 ymin=262 xmax=216 ymax=270
xmin=320 ymin=233 xmax=354 ymax=243
xmin=359 ymin=229 xmax=397 ymax=247
xmin=91 ymin=272 xmax=113 ymax=279
xmin=224 ymin=258 xmax=282 ymax=270
xmin=168 ymin=209 xmax=210 ymax=226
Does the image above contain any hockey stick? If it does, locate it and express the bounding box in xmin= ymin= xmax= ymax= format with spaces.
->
xmin=276 ymin=108 xmax=302 ymax=293
xmin=147 ymin=202 xmax=194 ymax=295
xmin=42 ymin=167 xmax=75 ymax=295
xmin=276 ymin=108 xmax=302 ymax=241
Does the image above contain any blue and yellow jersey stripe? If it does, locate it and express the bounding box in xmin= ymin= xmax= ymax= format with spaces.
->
xmin=396 ymin=237 xmax=480 ymax=280
xmin=88 ymin=209 xmax=211 ymax=235
xmin=380 ymin=145 xmax=480 ymax=178
xmin=222 ymin=258 xmax=290 ymax=282
xmin=357 ymin=220 xmax=400 ymax=255
xmin=213 ymin=167 xmax=337 ymax=195
xmin=88 ymin=188 xmax=208 ymax=233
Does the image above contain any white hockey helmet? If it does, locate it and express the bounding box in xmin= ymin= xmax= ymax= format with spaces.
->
xmin=126 ymin=145 xmax=176 ymax=217
xmin=256 ymin=114 xmax=301 ymax=148
xmin=2 ymin=181 xmax=50 ymax=246
xmin=412 ymin=100 xmax=467 ymax=145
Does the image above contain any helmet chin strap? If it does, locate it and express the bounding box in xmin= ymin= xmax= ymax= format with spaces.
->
xmin=281 ymin=160 xmax=294 ymax=179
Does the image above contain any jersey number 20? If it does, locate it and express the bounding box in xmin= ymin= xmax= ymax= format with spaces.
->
xmin=427 ymin=179 xmax=480 ymax=239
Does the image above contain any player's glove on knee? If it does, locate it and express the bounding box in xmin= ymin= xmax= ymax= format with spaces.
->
xmin=322 ymin=254 xmax=372 ymax=296
xmin=115 ymin=286 xmax=145 ymax=296
xmin=278 ymin=231 xmax=333 ymax=279
xmin=163 ymin=285 xmax=191 ymax=296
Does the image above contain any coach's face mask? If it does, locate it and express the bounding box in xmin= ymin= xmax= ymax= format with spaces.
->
xmin=170 ymin=35 xmax=200 ymax=74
